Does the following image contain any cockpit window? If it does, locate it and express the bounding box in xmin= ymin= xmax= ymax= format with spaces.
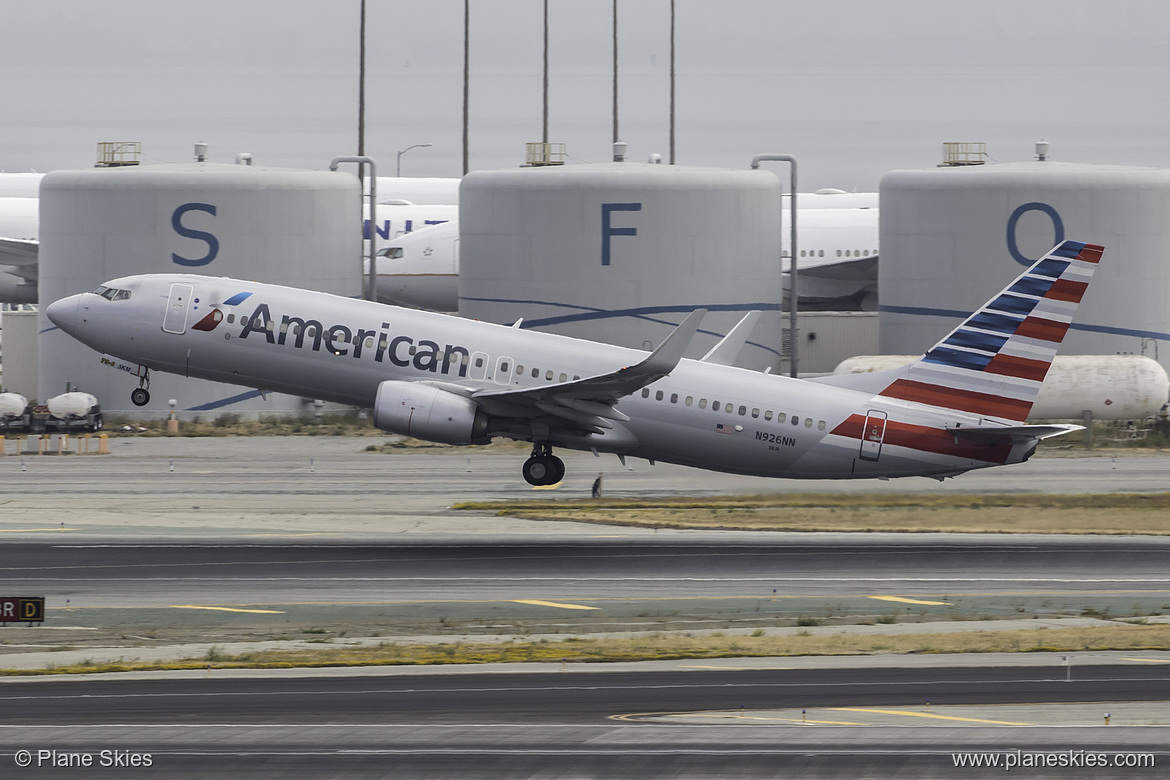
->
xmin=91 ymin=286 xmax=131 ymax=301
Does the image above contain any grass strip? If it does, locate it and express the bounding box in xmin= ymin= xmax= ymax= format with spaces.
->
xmin=453 ymin=492 xmax=1170 ymax=535
xmin=6 ymin=623 xmax=1170 ymax=677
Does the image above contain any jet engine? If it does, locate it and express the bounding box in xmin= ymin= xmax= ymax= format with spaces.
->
xmin=372 ymin=380 xmax=489 ymax=445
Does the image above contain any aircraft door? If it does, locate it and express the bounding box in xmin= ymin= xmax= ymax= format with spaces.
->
xmin=468 ymin=351 xmax=489 ymax=381
xmin=858 ymin=410 xmax=888 ymax=461
xmin=162 ymin=283 xmax=194 ymax=335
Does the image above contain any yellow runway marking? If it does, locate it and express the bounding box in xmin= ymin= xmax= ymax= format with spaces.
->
xmin=1124 ymin=657 xmax=1170 ymax=664
xmin=867 ymin=595 xmax=952 ymax=606
xmin=831 ymin=707 xmax=1031 ymax=726
xmin=676 ymin=713 xmax=867 ymax=725
xmin=512 ymin=599 xmax=599 ymax=611
xmin=681 ymin=665 xmax=795 ymax=671
xmin=169 ymin=605 xmax=286 ymax=614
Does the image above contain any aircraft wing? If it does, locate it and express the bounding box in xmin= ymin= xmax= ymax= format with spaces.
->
xmin=470 ymin=309 xmax=706 ymax=430
xmin=0 ymin=237 xmax=39 ymax=278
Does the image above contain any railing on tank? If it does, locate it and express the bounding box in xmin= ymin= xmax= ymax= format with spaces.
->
xmin=95 ymin=142 xmax=142 ymax=167
xmin=940 ymin=142 xmax=987 ymax=166
xmin=525 ymin=142 xmax=566 ymax=167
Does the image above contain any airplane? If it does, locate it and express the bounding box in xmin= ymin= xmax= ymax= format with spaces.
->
xmin=46 ymin=239 xmax=1102 ymax=486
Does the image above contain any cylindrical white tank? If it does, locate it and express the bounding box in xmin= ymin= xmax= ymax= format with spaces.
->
xmin=38 ymin=163 xmax=361 ymax=413
xmin=834 ymin=355 xmax=1170 ymax=420
xmin=46 ymin=392 xmax=98 ymax=418
xmin=880 ymin=162 xmax=1170 ymax=374
xmin=0 ymin=393 xmax=28 ymax=418
xmin=459 ymin=163 xmax=783 ymax=370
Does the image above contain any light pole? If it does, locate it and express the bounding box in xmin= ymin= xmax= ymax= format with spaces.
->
xmin=396 ymin=143 xmax=432 ymax=177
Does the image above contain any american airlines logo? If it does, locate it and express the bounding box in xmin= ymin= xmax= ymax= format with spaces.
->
xmin=232 ymin=301 xmax=473 ymax=377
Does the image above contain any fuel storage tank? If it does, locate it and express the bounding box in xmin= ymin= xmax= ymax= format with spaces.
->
xmin=38 ymin=163 xmax=360 ymax=413
xmin=458 ymin=163 xmax=783 ymax=370
xmin=879 ymin=161 xmax=1170 ymax=373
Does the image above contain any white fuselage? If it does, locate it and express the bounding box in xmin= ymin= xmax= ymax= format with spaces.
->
xmin=48 ymin=274 xmax=1033 ymax=481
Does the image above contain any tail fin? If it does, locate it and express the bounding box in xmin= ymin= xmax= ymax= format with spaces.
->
xmin=876 ymin=240 xmax=1104 ymax=423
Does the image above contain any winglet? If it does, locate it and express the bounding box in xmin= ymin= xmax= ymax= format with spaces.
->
xmin=627 ymin=309 xmax=706 ymax=378
xmin=701 ymin=311 xmax=760 ymax=365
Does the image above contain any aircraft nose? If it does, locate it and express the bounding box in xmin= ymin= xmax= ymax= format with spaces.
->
xmin=46 ymin=294 xmax=81 ymax=335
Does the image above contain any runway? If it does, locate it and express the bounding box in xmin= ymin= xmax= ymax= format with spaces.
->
xmin=3 ymin=537 xmax=1170 ymax=652
xmin=2 ymin=665 xmax=1167 ymax=778
xmin=1 ymin=438 xmax=1168 ymax=777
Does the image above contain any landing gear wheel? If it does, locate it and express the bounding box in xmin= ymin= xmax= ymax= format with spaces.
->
xmin=131 ymin=388 xmax=150 ymax=407
xmin=546 ymin=455 xmax=566 ymax=484
xmin=522 ymin=444 xmax=566 ymax=486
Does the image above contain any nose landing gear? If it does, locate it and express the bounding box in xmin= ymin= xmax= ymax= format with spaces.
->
xmin=522 ymin=442 xmax=565 ymax=486
xmin=130 ymin=369 xmax=151 ymax=407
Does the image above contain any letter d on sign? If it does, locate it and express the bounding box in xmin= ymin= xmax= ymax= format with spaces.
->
xmin=172 ymin=202 xmax=220 ymax=267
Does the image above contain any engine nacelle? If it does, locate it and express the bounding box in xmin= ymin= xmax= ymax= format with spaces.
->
xmin=373 ymin=380 xmax=488 ymax=445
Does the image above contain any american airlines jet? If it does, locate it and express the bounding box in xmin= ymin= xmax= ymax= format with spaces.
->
xmin=46 ymin=240 xmax=1101 ymax=486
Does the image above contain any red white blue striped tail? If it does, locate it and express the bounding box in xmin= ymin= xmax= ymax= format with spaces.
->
xmin=876 ymin=240 xmax=1104 ymax=423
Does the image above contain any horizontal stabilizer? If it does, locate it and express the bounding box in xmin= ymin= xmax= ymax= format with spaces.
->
xmin=950 ymin=423 xmax=1083 ymax=443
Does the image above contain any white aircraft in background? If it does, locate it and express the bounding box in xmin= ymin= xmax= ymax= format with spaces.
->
xmin=0 ymin=196 xmax=39 ymax=304
xmin=48 ymin=239 xmax=1101 ymax=486
xmin=372 ymin=190 xmax=880 ymax=311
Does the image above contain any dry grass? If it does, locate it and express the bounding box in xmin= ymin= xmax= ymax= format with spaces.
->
xmin=454 ymin=493 xmax=1170 ymax=535
xmin=6 ymin=623 xmax=1170 ymax=676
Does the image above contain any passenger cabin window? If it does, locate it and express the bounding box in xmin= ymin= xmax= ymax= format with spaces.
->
xmin=764 ymin=410 xmax=773 ymax=421
xmin=655 ymin=390 xmax=664 ymax=401
xmin=699 ymin=398 xmax=707 ymax=409
xmin=712 ymin=401 xmax=720 ymax=411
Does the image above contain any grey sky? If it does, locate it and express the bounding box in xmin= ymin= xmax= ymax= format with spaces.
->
xmin=4 ymin=0 xmax=1170 ymax=190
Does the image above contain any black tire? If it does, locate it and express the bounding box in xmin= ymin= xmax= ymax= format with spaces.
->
xmin=131 ymin=388 xmax=150 ymax=407
xmin=522 ymin=456 xmax=550 ymax=486
xmin=547 ymin=455 xmax=566 ymax=485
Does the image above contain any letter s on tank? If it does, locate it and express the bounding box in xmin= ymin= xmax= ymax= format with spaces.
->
xmin=172 ymin=202 xmax=220 ymax=267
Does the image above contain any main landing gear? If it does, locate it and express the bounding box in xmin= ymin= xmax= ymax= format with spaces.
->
xmin=131 ymin=369 xmax=151 ymax=407
xmin=522 ymin=442 xmax=565 ymax=486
